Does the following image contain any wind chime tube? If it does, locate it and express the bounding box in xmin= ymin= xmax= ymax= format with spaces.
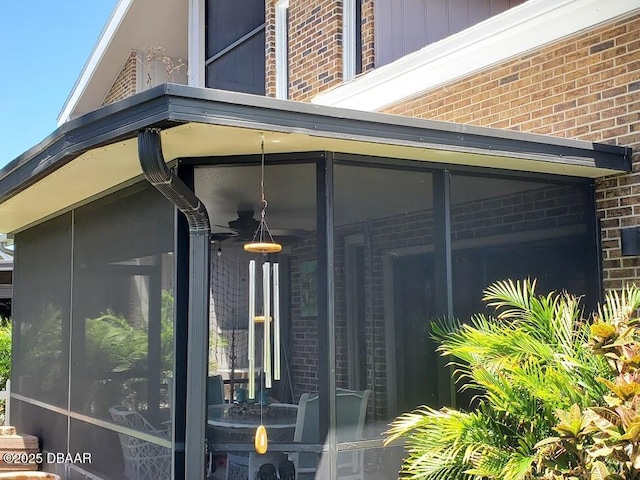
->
xmin=248 ymin=260 xmax=256 ymax=400
xmin=263 ymin=262 xmax=272 ymax=389
xmin=273 ymin=263 xmax=281 ymax=381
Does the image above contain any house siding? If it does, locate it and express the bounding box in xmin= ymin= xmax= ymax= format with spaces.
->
xmin=382 ymin=13 xmax=640 ymax=291
xmin=373 ymin=0 xmax=524 ymax=68
xmin=101 ymin=51 xmax=138 ymax=107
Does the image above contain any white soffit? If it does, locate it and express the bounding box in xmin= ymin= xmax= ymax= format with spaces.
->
xmin=0 ymin=122 xmax=621 ymax=234
xmin=313 ymin=0 xmax=640 ymax=111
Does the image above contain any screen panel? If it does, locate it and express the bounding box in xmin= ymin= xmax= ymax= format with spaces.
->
xmin=12 ymin=213 xmax=71 ymax=408
xmin=70 ymin=184 xmax=175 ymax=433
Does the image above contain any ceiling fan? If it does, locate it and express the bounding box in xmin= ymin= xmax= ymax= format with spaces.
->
xmin=211 ymin=210 xmax=309 ymax=245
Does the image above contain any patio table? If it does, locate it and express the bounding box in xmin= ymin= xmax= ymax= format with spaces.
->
xmin=207 ymin=403 xmax=298 ymax=479
xmin=207 ymin=403 xmax=298 ymax=443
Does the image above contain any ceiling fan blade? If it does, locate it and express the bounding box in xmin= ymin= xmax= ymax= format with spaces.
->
xmin=210 ymin=231 xmax=239 ymax=243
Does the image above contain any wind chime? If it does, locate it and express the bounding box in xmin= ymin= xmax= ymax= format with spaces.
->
xmin=245 ymin=137 xmax=282 ymax=454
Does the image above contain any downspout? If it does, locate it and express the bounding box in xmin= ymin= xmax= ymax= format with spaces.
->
xmin=138 ymin=129 xmax=210 ymax=480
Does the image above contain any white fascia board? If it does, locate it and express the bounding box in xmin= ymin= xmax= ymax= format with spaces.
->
xmin=313 ymin=0 xmax=640 ymax=112
xmin=57 ymin=0 xmax=134 ymax=126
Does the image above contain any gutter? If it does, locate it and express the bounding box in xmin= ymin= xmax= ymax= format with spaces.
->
xmin=138 ymin=129 xmax=210 ymax=480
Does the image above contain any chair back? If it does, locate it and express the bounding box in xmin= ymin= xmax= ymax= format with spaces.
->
xmin=292 ymin=390 xmax=371 ymax=473
xmin=335 ymin=390 xmax=370 ymax=444
xmin=207 ymin=375 xmax=225 ymax=406
xmin=335 ymin=390 xmax=370 ymax=470
xmin=109 ymin=406 xmax=171 ymax=480
xmin=293 ymin=393 xmax=320 ymax=444
xmin=110 ymin=405 xmax=157 ymax=431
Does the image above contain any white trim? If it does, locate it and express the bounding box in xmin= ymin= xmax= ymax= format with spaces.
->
xmin=57 ymin=0 xmax=134 ymax=125
xmin=313 ymin=0 xmax=640 ymax=112
xmin=188 ymin=0 xmax=205 ymax=87
xmin=275 ymin=0 xmax=290 ymax=99
xmin=135 ymin=49 xmax=145 ymax=93
xmin=342 ymin=0 xmax=356 ymax=82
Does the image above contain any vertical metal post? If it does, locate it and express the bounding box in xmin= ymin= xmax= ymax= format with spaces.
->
xmin=172 ymin=164 xmax=192 ymax=480
xmin=317 ymin=152 xmax=337 ymax=479
xmin=185 ymin=233 xmax=210 ymax=480
xmin=67 ymin=211 xmax=74 ymax=455
xmin=588 ymin=182 xmax=604 ymax=307
xmin=433 ymin=170 xmax=454 ymax=406
xmin=147 ymin=258 xmax=162 ymax=427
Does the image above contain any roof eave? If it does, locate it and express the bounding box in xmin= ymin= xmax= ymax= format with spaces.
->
xmin=0 ymin=84 xmax=631 ymax=207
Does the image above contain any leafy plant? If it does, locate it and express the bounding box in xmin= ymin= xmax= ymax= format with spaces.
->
xmin=19 ymin=304 xmax=63 ymax=398
xmin=535 ymin=286 xmax=640 ymax=479
xmin=385 ymin=279 xmax=616 ymax=479
xmin=160 ymin=289 xmax=174 ymax=375
xmin=85 ymin=311 xmax=149 ymax=375
xmin=0 ymin=323 xmax=10 ymax=390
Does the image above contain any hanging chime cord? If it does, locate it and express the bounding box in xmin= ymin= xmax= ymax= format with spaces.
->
xmin=260 ymin=138 xmax=265 ymax=423
xmin=259 ymin=139 xmax=267 ymax=243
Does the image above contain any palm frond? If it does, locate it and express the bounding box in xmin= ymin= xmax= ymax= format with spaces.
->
xmin=483 ymin=278 xmax=536 ymax=320
xmin=388 ymin=279 xmax=636 ymax=480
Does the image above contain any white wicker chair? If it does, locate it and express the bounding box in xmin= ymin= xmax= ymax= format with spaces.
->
xmin=109 ymin=406 xmax=171 ymax=480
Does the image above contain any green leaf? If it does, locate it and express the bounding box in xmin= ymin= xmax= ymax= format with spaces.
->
xmin=590 ymin=323 xmax=617 ymax=340
xmin=590 ymin=461 xmax=610 ymax=480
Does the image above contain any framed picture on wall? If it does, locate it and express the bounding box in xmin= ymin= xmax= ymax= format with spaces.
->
xmin=300 ymin=260 xmax=318 ymax=317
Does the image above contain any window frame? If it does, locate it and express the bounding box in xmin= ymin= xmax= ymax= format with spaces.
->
xmin=275 ymin=0 xmax=290 ymax=99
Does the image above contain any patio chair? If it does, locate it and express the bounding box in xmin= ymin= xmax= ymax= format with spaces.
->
xmin=290 ymin=389 xmax=371 ymax=480
xmin=208 ymin=374 xmax=225 ymax=406
xmin=109 ymin=406 xmax=171 ymax=480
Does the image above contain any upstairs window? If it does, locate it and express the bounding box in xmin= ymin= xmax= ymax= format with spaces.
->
xmin=375 ymin=0 xmax=525 ymax=67
xmin=205 ymin=0 xmax=266 ymax=95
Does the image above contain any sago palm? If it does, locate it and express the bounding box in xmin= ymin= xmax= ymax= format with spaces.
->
xmin=385 ymin=279 xmax=614 ymax=479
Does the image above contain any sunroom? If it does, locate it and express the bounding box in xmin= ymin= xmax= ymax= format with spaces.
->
xmin=0 ymin=85 xmax=630 ymax=480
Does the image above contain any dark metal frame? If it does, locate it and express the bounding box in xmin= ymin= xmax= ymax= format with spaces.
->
xmin=173 ymin=164 xmax=193 ymax=479
xmin=317 ymin=152 xmax=338 ymax=478
xmin=587 ymin=182 xmax=605 ymax=306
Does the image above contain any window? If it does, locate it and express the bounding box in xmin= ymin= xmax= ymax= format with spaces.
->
xmin=205 ymin=0 xmax=266 ymax=94
xmin=275 ymin=0 xmax=289 ymax=99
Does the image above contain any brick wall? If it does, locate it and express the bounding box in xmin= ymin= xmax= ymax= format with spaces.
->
xmin=265 ymin=0 xmax=277 ymax=97
xmin=383 ymin=13 xmax=640 ymax=290
xmin=289 ymin=239 xmax=320 ymax=399
xmin=265 ymin=0 xmax=374 ymax=100
xmin=101 ymin=51 xmax=138 ymax=107
xmin=361 ymin=0 xmax=375 ymax=74
xmin=288 ymin=0 xmax=343 ymax=101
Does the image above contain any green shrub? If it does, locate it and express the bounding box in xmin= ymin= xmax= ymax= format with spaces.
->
xmin=0 ymin=323 xmax=11 ymax=390
xmin=385 ymin=279 xmax=637 ymax=479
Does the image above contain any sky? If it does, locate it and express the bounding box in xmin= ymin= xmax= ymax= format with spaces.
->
xmin=0 ymin=1 xmax=118 ymax=168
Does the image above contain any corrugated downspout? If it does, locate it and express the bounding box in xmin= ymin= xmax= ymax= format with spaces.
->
xmin=138 ymin=129 xmax=210 ymax=480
